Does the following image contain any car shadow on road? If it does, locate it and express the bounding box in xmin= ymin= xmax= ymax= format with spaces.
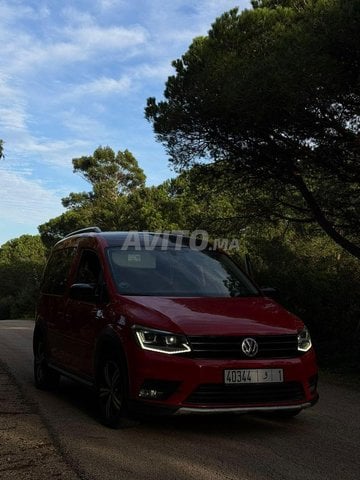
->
xmin=51 ymin=377 xmax=310 ymax=437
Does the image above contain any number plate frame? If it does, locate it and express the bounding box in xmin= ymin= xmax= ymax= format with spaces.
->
xmin=224 ymin=368 xmax=284 ymax=384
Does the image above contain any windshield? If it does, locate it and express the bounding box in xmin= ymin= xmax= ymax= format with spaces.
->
xmin=107 ymin=247 xmax=259 ymax=297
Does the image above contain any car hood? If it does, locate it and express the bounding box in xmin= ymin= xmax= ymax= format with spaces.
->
xmin=121 ymin=296 xmax=303 ymax=336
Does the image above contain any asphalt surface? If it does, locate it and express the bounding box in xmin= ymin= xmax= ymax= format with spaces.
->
xmin=0 ymin=319 xmax=359 ymax=480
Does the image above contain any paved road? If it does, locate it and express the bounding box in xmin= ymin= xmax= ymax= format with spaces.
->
xmin=0 ymin=320 xmax=359 ymax=480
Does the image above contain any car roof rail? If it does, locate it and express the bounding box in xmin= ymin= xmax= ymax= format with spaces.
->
xmin=65 ymin=226 xmax=102 ymax=238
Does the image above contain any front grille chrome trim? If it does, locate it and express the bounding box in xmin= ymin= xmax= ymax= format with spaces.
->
xmin=187 ymin=334 xmax=299 ymax=359
xmin=175 ymin=402 xmax=312 ymax=415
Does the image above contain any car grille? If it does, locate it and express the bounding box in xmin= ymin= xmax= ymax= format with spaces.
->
xmin=185 ymin=382 xmax=305 ymax=405
xmin=187 ymin=334 xmax=299 ymax=359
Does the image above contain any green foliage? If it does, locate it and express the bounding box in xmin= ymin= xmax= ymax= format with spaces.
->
xmin=0 ymin=235 xmax=47 ymax=319
xmin=242 ymin=227 xmax=360 ymax=368
xmin=35 ymin=142 xmax=360 ymax=369
xmin=251 ymin=0 xmax=307 ymax=8
xmin=39 ymin=146 xmax=147 ymax=246
xmin=71 ymin=146 xmax=146 ymax=198
xmin=146 ymin=0 xmax=360 ymax=258
xmin=38 ymin=210 xmax=94 ymax=248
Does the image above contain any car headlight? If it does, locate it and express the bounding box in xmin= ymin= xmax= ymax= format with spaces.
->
xmin=133 ymin=326 xmax=191 ymax=355
xmin=297 ymin=326 xmax=312 ymax=352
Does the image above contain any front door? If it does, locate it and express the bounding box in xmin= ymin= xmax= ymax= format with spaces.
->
xmin=64 ymin=249 xmax=107 ymax=377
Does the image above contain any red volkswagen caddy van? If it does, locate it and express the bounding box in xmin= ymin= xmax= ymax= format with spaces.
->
xmin=34 ymin=228 xmax=318 ymax=427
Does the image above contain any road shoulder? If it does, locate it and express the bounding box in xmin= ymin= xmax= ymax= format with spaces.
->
xmin=0 ymin=361 xmax=80 ymax=480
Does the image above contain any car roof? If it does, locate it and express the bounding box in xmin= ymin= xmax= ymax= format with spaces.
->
xmin=56 ymin=231 xmax=207 ymax=249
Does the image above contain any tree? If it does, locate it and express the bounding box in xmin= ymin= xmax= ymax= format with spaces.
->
xmin=38 ymin=209 xmax=94 ymax=248
xmin=69 ymin=146 xmax=145 ymax=199
xmin=0 ymin=235 xmax=47 ymax=319
xmin=39 ymin=146 xmax=148 ymax=246
xmin=61 ymin=146 xmax=146 ymax=210
xmin=145 ymin=0 xmax=360 ymax=258
xmin=240 ymin=222 xmax=360 ymax=367
xmin=0 ymin=140 xmax=3 ymax=159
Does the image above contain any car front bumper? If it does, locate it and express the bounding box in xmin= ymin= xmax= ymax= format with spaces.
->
xmin=127 ymin=346 xmax=319 ymax=414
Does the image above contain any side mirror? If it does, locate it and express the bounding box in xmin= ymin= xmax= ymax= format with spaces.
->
xmin=260 ymin=287 xmax=280 ymax=301
xmin=69 ymin=283 xmax=96 ymax=302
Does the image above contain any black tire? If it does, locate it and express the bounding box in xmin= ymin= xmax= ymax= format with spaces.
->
xmin=33 ymin=338 xmax=60 ymax=390
xmin=96 ymin=353 xmax=129 ymax=428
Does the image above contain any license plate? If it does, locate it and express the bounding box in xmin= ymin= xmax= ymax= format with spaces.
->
xmin=224 ymin=369 xmax=284 ymax=384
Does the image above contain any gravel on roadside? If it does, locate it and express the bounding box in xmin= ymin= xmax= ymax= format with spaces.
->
xmin=0 ymin=362 xmax=80 ymax=480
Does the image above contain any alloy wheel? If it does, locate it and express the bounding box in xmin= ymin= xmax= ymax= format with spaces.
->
xmin=98 ymin=359 xmax=123 ymax=422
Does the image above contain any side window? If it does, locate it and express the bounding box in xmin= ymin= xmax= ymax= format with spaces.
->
xmin=41 ymin=248 xmax=76 ymax=295
xmin=75 ymin=250 xmax=102 ymax=286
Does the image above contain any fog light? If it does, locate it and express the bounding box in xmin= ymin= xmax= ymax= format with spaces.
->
xmin=139 ymin=388 xmax=163 ymax=399
xmin=138 ymin=379 xmax=181 ymax=400
xmin=308 ymin=375 xmax=318 ymax=394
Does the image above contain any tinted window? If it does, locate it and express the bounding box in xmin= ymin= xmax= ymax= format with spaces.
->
xmin=75 ymin=250 xmax=102 ymax=285
xmin=107 ymin=248 xmax=259 ymax=297
xmin=41 ymin=248 xmax=76 ymax=295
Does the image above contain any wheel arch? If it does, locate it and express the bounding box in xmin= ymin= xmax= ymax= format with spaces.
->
xmin=94 ymin=327 xmax=129 ymax=382
xmin=32 ymin=321 xmax=47 ymax=355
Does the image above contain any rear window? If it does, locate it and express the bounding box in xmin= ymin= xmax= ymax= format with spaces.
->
xmin=107 ymin=247 xmax=259 ymax=297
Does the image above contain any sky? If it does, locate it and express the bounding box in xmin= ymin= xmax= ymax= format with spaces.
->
xmin=0 ymin=0 xmax=249 ymax=246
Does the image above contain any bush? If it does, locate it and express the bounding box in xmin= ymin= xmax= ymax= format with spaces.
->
xmin=0 ymin=235 xmax=46 ymax=320
xmin=243 ymin=228 xmax=360 ymax=369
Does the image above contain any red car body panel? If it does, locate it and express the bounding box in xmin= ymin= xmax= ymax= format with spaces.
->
xmin=107 ymin=296 xmax=318 ymax=410
xmin=35 ymin=231 xmax=319 ymax=416
xmin=120 ymin=295 xmax=304 ymax=335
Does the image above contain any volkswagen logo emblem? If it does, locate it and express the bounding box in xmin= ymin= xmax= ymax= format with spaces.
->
xmin=241 ymin=338 xmax=258 ymax=357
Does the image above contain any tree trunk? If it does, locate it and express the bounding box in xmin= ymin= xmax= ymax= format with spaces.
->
xmin=292 ymin=173 xmax=360 ymax=259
